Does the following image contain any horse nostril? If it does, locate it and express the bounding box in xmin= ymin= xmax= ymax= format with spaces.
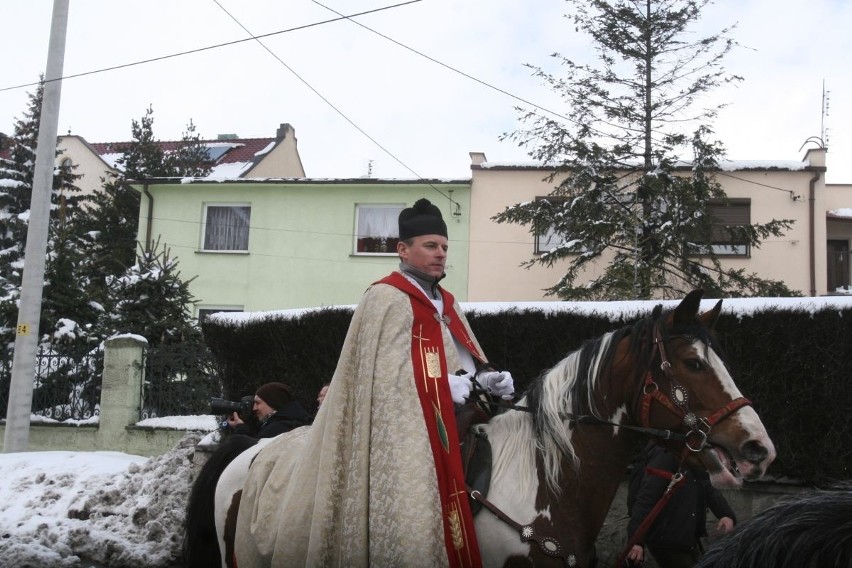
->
xmin=742 ymin=440 xmax=768 ymax=463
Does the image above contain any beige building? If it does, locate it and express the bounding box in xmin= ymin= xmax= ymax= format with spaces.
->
xmin=468 ymin=147 xmax=852 ymax=300
xmin=55 ymin=122 xmax=306 ymax=196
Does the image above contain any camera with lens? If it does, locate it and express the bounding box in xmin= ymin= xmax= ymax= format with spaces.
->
xmin=210 ymin=395 xmax=254 ymax=419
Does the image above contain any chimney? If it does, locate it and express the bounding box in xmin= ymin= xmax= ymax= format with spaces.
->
xmin=276 ymin=123 xmax=294 ymax=139
xmin=469 ymin=152 xmax=487 ymax=166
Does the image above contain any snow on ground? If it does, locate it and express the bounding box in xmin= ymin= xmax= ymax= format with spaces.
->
xmin=0 ymin=433 xmax=201 ymax=568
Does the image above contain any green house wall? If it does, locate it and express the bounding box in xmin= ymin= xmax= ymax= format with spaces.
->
xmin=135 ymin=180 xmax=471 ymax=314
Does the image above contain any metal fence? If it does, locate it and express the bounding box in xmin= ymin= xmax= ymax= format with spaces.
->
xmin=0 ymin=345 xmax=103 ymax=421
xmin=140 ymin=342 xmax=223 ymax=420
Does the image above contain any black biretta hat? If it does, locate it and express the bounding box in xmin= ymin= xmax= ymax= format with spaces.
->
xmin=398 ymin=198 xmax=448 ymax=241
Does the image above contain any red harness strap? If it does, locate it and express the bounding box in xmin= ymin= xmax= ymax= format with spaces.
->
xmin=703 ymin=397 xmax=752 ymax=428
xmin=615 ymin=465 xmax=687 ymax=568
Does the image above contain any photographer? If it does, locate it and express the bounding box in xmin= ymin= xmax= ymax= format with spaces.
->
xmin=225 ymin=382 xmax=312 ymax=439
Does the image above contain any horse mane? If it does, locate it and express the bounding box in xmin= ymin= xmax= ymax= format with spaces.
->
xmin=696 ymin=485 xmax=852 ymax=568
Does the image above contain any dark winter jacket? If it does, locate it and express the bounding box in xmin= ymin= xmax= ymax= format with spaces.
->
xmin=232 ymin=400 xmax=313 ymax=439
xmin=627 ymin=444 xmax=737 ymax=553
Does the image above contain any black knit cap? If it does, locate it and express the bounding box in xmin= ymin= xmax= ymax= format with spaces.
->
xmin=255 ymin=382 xmax=293 ymax=411
xmin=398 ymin=198 xmax=448 ymax=241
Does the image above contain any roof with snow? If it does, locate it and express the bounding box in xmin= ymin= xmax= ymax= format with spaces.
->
xmin=474 ymin=159 xmax=812 ymax=172
xmin=91 ymin=136 xmax=279 ymax=179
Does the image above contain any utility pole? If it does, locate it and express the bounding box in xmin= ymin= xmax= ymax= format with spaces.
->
xmin=3 ymin=0 xmax=70 ymax=452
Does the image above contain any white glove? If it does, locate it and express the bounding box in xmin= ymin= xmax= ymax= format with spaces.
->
xmin=448 ymin=372 xmax=474 ymax=404
xmin=476 ymin=371 xmax=515 ymax=400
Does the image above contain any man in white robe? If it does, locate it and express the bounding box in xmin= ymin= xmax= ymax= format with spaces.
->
xmin=234 ymin=198 xmax=513 ymax=567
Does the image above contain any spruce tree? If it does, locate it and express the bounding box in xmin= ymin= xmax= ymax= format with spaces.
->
xmin=79 ymin=106 xmax=209 ymax=321
xmin=494 ymin=0 xmax=797 ymax=300
xmin=0 ymin=81 xmax=98 ymax=419
xmin=169 ymin=119 xmax=212 ymax=178
xmin=0 ymin=80 xmax=93 ymax=349
xmin=77 ymin=174 xmax=141 ymax=307
xmin=99 ymin=242 xmax=199 ymax=347
xmin=114 ymin=105 xmax=170 ymax=179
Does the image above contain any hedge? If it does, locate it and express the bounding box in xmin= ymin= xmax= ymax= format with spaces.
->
xmin=202 ymin=299 xmax=852 ymax=486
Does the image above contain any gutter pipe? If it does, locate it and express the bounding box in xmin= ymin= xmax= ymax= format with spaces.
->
xmin=808 ymin=170 xmax=823 ymax=296
xmin=142 ymin=182 xmax=154 ymax=252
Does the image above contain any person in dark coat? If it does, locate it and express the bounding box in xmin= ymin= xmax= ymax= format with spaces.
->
xmin=226 ymin=382 xmax=312 ymax=438
xmin=626 ymin=443 xmax=736 ymax=568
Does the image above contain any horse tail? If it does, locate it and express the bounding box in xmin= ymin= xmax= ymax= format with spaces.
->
xmin=183 ymin=434 xmax=259 ymax=568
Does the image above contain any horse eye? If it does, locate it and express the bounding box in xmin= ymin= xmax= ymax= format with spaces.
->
xmin=685 ymin=359 xmax=703 ymax=371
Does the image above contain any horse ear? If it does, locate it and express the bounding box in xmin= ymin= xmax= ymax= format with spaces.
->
xmin=672 ymin=289 xmax=704 ymax=326
xmin=700 ymin=299 xmax=723 ymax=329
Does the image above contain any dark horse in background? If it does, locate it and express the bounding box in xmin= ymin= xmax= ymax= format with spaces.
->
xmin=696 ymin=485 xmax=852 ymax=568
xmin=185 ymin=290 xmax=776 ymax=567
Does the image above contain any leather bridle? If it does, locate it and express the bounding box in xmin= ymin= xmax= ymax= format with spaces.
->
xmin=639 ymin=322 xmax=752 ymax=453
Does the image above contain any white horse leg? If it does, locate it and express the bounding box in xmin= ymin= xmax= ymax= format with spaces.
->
xmin=213 ymin=439 xmax=270 ymax=568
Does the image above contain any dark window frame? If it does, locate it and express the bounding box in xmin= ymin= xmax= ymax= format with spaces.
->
xmin=689 ymin=198 xmax=751 ymax=258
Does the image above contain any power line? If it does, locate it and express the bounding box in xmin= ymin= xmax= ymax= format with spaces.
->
xmin=209 ymin=0 xmax=457 ymax=208
xmin=0 ymin=1 xmax=422 ymax=93
xmin=716 ymin=171 xmax=799 ymax=196
xmin=309 ymin=0 xmax=629 ymax=140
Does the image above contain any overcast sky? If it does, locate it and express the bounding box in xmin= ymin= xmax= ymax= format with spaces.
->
xmin=2 ymin=0 xmax=850 ymax=184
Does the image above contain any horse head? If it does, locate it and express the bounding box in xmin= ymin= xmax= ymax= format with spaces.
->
xmin=639 ymin=289 xmax=776 ymax=487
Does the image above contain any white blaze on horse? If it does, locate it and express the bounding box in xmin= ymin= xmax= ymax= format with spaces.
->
xmin=184 ymin=290 xmax=775 ymax=568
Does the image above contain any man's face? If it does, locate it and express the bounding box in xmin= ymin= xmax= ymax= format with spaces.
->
xmin=397 ymin=234 xmax=448 ymax=278
xmin=253 ymin=396 xmax=275 ymax=419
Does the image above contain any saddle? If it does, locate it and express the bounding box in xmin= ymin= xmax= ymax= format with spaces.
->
xmin=456 ymin=402 xmax=494 ymax=515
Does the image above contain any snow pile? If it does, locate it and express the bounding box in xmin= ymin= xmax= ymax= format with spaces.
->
xmin=0 ymin=433 xmax=201 ymax=567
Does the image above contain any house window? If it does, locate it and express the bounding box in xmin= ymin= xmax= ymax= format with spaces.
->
xmin=690 ymin=199 xmax=751 ymax=257
xmin=536 ymin=225 xmax=565 ymax=254
xmin=534 ymin=196 xmax=578 ymax=254
xmin=202 ymin=204 xmax=251 ymax=251
xmin=354 ymin=204 xmax=404 ymax=255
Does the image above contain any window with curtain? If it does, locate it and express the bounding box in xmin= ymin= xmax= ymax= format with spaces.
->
xmin=689 ymin=199 xmax=751 ymax=257
xmin=354 ymin=204 xmax=404 ymax=254
xmin=202 ymin=204 xmax=251 ymax=251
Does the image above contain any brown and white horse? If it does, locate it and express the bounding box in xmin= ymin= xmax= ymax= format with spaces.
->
xmin=471 ymin=290 xmax=774 ymax=566
xmin=185 ymin=290 xmax=775 ymax=568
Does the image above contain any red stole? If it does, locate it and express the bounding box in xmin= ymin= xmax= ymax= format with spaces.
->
xmin=377 ymin=272 xmax=484 ymax=568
